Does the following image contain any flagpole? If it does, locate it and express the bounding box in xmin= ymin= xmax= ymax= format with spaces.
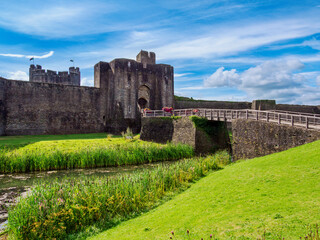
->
xmin=30 ymin=57 xmax=35 ymax=65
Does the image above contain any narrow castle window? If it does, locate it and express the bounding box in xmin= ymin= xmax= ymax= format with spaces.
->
xmin=128 ymin=62 xmax=131 ymax=68
xmin=128 ymin=74 xmax=131 ymax=87
xmin=165 ymin=76 xmax=168 ymax=85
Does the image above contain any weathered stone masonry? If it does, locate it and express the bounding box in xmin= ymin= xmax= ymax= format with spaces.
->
xmin=0 ymin=78 xmax=6 ymax=136
xmin=0 ymin=50 xmax=174 ymax=136
xmin=140 ymin=117 xmax=231 ymax=154
xmin=175 ymin=99 xmax=320 ymax=114
xmin=29 ymin=65 xmax=81 ymax=86
xmin=232 ymin=119 xmax=320 ymax=160
xmin=0 ymin=77 xmax=105 ymax=136
xmin=94 ymin=50 xmax=174 ymax=133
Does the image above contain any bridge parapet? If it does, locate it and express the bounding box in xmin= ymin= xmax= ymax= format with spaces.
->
xmin=232 ymin=119 xmax=320 ymax=160
xmin=142 ymin=109 xmax=320 ymax=131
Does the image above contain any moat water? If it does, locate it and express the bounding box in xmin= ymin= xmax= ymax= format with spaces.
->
xmin=0 ymin=162 xmax=167 ymax=231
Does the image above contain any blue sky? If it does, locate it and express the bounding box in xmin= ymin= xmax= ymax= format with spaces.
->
xmin=0 ymin=0 xmax=320 ymax=105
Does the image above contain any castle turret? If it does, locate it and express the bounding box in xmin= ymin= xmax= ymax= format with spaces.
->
xmin=29 ymin=64 xmax=36 ymax=81
xmin=136 ymin=50 xmax=156 ymax=67
xmin=29 ymin=65 xmax=81 ymax=86
xmin=69 ymin=67 xmax=81 ymax=86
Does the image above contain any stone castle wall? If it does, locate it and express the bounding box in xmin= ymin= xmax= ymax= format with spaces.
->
xmin=1 ymin=78 xmax=106 ymax=136
xmin=175 ymin=99 xmax=320 ymax=114
xmin=0 ymin=78 xmax=6 ymax=135
xmin=94 ymin=52 xmax=174 ymax=133
xmin=0 ymin=50 xmax=174 ymax=136
xmin=252 ymin=100 xmax=276 ymax=110
xmin=174 ymin=100 xmax=252 ymax=109
xmin=232 ymin=119 xmax=320 ymax=160
xmin=29 ymin=65 xmax=81 ymax=86
xmin=276 ymin=104 xmax=320 ymax=114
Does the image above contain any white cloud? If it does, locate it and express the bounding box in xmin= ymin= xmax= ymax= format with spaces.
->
xmin=180 ymin=86 xmax=206 ymax=90
xmin=81 ymin=77 xmax=94 ymax=87
xmin=155 ymin=17 xmax=320 ymax=60
xmin=201 ymin=59 xmax=320 ymax=104
xmin=174 ymin=73 xmax=192 ymax=78
xmin=209 ymin=54 xmax=320 ymax=65
xmin=240 ymin=59 xmax=304 ymax=91
xmin=205 ymin=59 xmax=304 ymax=91
xmin=302 ymin=39 xmax=320 ymax=50
xmin=75 ymin=14 xmax=320 ymax=64
xmin=28 ymin=51 xmax=54 ymax=59
xmin=210 ymin=57 xmax=265 ymax=64
xmin=204 ymin=67 xmax=240 ymax=87
xmin=0 ymin=51 xmax=54 ymax=59
xmin=0 ymin=2 xmax=140 ymax=38
xmin=7 ymin=71 xmax=28 ymax=81
xmin=297 ymin=54 xmax=320 ymax=63
xmin=0 ymin=53 xmax=25 ymax=58
xmin=198 ymin=94 xmax=249 ymax=102
xmin=268 ymin=38 xmax=320 ymax=51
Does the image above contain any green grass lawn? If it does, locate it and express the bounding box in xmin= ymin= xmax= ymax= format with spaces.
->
xmin=0 ymin=134 xmax=194 ymax=173
xmin=89 ymin=140 xmax=320 ymax=240
xmin=0 ymin=133 xmax=112 ymax=148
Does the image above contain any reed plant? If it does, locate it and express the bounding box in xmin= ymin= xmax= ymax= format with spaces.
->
xmin=8 ymin=151 xmax=230 ymax=239
xmin=0 ymin=139 xmax=194 ymax=173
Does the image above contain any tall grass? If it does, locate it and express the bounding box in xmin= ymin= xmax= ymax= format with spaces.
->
xmin=0 ymin=139 xmax=194 ymax=173
xmin=8 ymin=151 xmax=230 ymax=239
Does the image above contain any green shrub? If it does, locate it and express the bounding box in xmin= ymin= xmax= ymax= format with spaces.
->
xmin=121 ymin=127 xmax=134 ymax=139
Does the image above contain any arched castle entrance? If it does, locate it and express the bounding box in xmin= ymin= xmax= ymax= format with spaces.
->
xmin=138 ymin=85 xmax=150 ymax=110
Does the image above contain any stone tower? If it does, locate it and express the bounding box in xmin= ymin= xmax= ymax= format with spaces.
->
xmin=29 ymin=65 xmax=81 ymax=86
xmin=136 ymin=50 xmax=156 ymax=66
xmin=94 ymin=50 xmax=174 ymax=133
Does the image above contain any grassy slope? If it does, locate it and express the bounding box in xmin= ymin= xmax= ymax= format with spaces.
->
xmin=90 ymin=140 xmax=320 ymax=240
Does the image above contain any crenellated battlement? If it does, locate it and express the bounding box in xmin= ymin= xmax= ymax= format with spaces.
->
xmin=29 ymin=64 xmax=81 ymax=86
xmin=136 ymin=50 xmax=156 ymax=67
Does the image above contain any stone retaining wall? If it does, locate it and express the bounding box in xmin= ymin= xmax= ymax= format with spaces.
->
xmin=174 ymin=100 xmax=251 ymax=110
xmin=232 ymin=119 xmax=320 ymax=160
xmin=141 ymin=117 xmax=231 ymax=154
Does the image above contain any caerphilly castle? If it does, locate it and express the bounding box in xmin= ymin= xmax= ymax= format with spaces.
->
xmin=0 ymin=50 xmax=174 ymax=135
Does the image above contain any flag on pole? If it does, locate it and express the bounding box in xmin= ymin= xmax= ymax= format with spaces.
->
xmin=70 ymin=59 xmax=74 ymax=62
xmin=29 ymin=57 xmax=34 ymax=61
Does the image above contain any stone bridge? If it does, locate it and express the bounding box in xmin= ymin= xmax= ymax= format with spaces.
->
xmin=143 ymin=108 xmax=320 ymax=130
xmin=142 ymin=109 xmax=320 ymax=160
